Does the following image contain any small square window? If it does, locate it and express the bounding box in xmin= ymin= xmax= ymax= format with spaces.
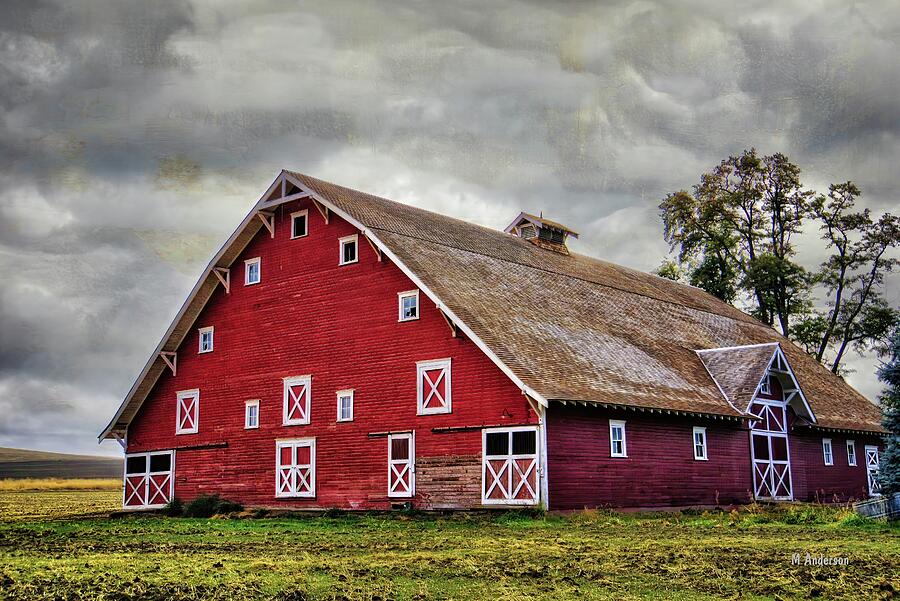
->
xmin=291 ymin=210 xmax=308 ymax=239
xmin=336 ymin=390 xmax=354 ymax=422
xmin=609 ymin=420 xmax=627 ymax=458
xmin=692 ymin=426 xmax=707 ymax=461
xmin=245 ymin=257 xmax=261 ymax=285
xmin=759 ymin=375 xmax=771 ymax=395
xmin=339 ymin=234 xmax=358 ymax=265
xmin=847 ymin=440 xmax=857 ymax=466
xmin=823 ymin=438 xmax=833 ymax=466
xmin=198 ymin=326 xmax=214 ymax=354
xmin=245 ymin=400 xmax=259 ymax=429
xmin=398 ymin=290 xmax=419 ymax=322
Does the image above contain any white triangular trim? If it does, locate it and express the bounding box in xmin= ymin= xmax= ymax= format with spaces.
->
xmin=99 ymin=171 xmax=548 ymax=441
xmin=746 ymin=345 xmax=816 ymax=423
xmin=282 ymin=171 xmax=549 ymax=409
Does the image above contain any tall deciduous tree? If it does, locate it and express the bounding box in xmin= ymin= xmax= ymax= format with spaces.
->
xmin=877 ymin=327 xmax=900 ymax=496
xmin=660 ymin=151 xmax=899 ymax=375
xmin=798 ymin=184 xmax=900 ymax=373
xmin=660 ymin=149 xmax=812 ymax=335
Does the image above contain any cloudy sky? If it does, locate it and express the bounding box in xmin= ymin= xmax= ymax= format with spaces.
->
xmin=1 ymin=0 xmax=898 ymax=456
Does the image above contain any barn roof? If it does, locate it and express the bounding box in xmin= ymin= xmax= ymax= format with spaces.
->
xmin=99 ymin=171 xmax=885 ymax=441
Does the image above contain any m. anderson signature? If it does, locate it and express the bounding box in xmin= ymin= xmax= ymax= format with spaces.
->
xmin=791 ymin=552 xmax=849 ymax=566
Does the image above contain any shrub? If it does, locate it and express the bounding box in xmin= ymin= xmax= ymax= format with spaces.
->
xmin=183 ymin=494 xmax=243 ymax=518
xmin=163 ymin=497 xmax=183 ymax=517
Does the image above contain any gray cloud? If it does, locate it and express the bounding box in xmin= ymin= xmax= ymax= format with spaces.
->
xmin=0 ymin=0 xmax=897 ymax=455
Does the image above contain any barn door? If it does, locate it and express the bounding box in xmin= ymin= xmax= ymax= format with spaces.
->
xmin=865 ymin=446 xmax=881 ymax=496
xmin=124 ymin=451 xmax=174 ymax=509
xmin=749 ymin=402 xmax=792 ymax=501
xmin=482 ymin=426 xmax=540 ymax=505
xmin=388 ymin=432 xmax=415 ymax=498
xmin=276 ymin=439 xmax=316 ymax=498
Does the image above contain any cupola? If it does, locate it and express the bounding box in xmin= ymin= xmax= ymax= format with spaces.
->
xmin=504 ymin=212 xmax=579 ymax=255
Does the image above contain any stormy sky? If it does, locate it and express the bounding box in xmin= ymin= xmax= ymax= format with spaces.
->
xmin=1 ymin=0 xmax=898 ymax=456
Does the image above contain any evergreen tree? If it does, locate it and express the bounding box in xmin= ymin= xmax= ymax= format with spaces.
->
xmin=878 ymin=327 xmax=900 ymax=495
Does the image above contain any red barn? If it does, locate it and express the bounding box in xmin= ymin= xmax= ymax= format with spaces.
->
xmin=100 ymin=171 xmax=886 ymax=511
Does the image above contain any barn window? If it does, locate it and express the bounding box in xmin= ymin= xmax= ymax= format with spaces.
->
xmin=822 ymin=438 xmax=833 ymax=466
xmin=275 ymin=439 xmax=315 ymax=498
xmin=124 ymin=450 xmax=174 ymax=509
xmin=245 ymin=400 xmax=259 ymax=429
xmin=398 ymin=290 xmax=419 ymax=322
xmin=283 ymin=376 xmax=311 ymax=425
xmin=482 ymin=426 xmax=539 ymax=505
xmin=417 ymin=358 xmax=451 ymax=415
xmin=336 ymin=390 xmax=354 ymax=422
xmin=245 ymin=257 xmax=261 ymax=285
xmin=198 ymin=326 xmax=214 ymax=353
xmin=176 ymin=389 xmax=199 ymax=434
xmin=692 ymin=426 xmax=708 ymax=460
xmin=388 ymin=432 xmax=415 ymax=497
xmin=609 ymin=420 xmax=627 ymax=457
xmin=847 ymin=440 xmax=857 ymax=466
xmin=339 ymin=234 xmax=358 ymax=265
xmin=759 ymin=375 xmax=771 ymax=396
xmin=291 ymin=210 xmax=308 ymax=239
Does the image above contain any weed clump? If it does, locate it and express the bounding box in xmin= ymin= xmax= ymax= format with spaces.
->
xmin=162 ymin=497 xmax=183 ymax=517
xmin=182 ymin=494 xmax=243 ymax=518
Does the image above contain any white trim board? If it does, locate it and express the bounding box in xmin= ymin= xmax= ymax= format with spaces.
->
xmin=100 ymin=170 xmax=552 ymax=443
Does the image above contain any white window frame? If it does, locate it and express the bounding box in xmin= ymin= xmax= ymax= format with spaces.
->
xmin=283 ymin=375 xmax=312 ymax=426
xmin=416 ymin=358 xmax=452 ymax=415
xmin=275 ymin=438 xmax=316 ymax=498
xmin=244 ymin=257 xmax=261 ymax=285
xmin=339 ymin=234 xmax=358 ymax=266
xmin=175 ymin=389 xmax=199 ymax=435
xmin=387 ymin=431 xmax=415 ymax=498
xmin=822 ymin=438 xmax=833 ymax=466
xmin=759 ymin=375 xmax=771 ymax=395
xmin=245 ymin=399 xmax=260 ymax=430
xmin=692 ymin=426 xmax=708 ymax=461
xmin=198 ymin=326 xmax=214 ymax=354
xmin=481 ymin=425 xmax=540 ymax=506
xmin=847 ymin=440 xmax=857 ymax=466
xmin=398 ymin=290 xmax=420 ymax=322
xmin=336 ymin=389 xmax=354 ymax=422
xmin=123 ymin=450 xmax=175 ymax=510
xmin=609 ymin=420 xmax=627 ymax=458
xmin=290 ymin=209 xmax=309 ymax=239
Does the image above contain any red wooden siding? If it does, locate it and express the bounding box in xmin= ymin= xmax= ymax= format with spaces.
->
xmin=546 ymin=405 xmax=754 ymax=510
xmin=126 ymin=198 xmax=537 ymax=509
xmin=789 ymin=432 xmax=882 ymax=503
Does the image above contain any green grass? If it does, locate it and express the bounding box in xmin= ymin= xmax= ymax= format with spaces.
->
xmin=0 ymin=492 xmax=898 ymax=600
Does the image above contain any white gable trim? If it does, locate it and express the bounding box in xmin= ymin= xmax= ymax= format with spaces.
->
xmin=100 ymin=171 xmax=549 ymax=442
xmin=281 ymin=171 xmax=549 ymax=409
xmin=746 ymin=345 xmax=816 ymax=423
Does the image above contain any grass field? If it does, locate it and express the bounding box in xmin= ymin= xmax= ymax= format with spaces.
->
xmin=0 ymin=491 xmax=898 ymax=600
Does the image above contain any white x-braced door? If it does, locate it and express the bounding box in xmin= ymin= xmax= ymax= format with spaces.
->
xmin=482 ymin=426 xmax=540 ymax=505
xmin=865 ymin=446 xmax=881 ymax=496
xmin=124 ymin=451 xmax=174 ymax=509
xmin=388 ymin=432 xmax=415 ymax=497
xmin=276 ymin=438 xmax=316 ymax=498
xmin=749 ymin=401 xmax=793 ymax=501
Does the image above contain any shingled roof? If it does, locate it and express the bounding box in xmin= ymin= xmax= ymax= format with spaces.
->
xmin=99 ymin=171 xmax=886 ymax=440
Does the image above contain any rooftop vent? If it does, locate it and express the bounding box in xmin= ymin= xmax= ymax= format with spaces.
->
xmin=504 ymin=212 xmax=579 ymax=255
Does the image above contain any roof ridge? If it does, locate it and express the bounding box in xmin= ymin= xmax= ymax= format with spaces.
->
xmin=289 ymin=171 xmax=763 ymax=329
